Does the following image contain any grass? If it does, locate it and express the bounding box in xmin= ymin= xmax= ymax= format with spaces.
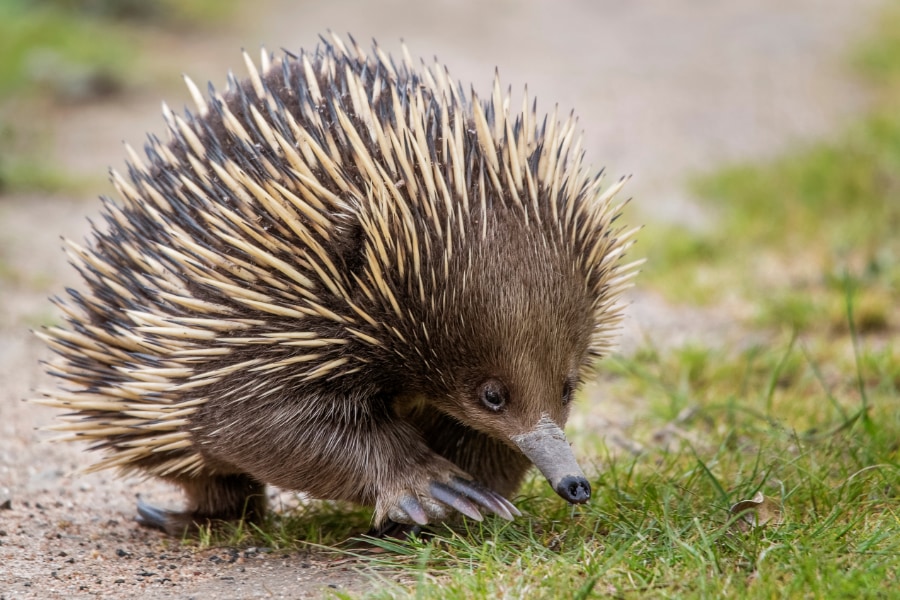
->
xmin=0 ymin=0 xmax=132 ymax=192
xmin=638 ymin=114 xmax=900 ymax=332
xmin=0 ymin=0 xmax=134 ymax=98
xmin=0 ymin=0 xmax=237 ymax=193
xmin=190 ymin=289 xmax=899 ymax=599
xmin=174 ymin=4 xmax=900 ymax=599
xmin=0 ymin=0 xmax=239 ymax=98
xmin=635 ymin=5 xmax=900 ymax=334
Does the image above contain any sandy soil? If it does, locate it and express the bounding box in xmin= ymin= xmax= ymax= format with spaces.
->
xmin=0 ymin=0 xmax=884 ymax=597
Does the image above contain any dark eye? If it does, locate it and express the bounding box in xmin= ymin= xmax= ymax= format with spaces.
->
xmin=478 ymin=379 xmax=509 ymax=412
xmin=562 ymin=379 xmax=574 ymax=406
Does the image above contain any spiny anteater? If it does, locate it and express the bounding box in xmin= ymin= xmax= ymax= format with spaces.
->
xmin=35 ymin=34 xmax=640 ymax=535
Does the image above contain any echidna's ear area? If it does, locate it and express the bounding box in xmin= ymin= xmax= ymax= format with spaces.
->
xmin=33 ymin=33 xmax=639 ymax=479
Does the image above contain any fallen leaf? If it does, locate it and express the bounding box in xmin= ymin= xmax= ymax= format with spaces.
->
xmin=729 ymin=491 xmax=783 ymax=531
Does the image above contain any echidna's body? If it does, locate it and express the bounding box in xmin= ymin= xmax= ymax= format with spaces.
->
xmin=37 ymin=35 xmax=639 ymax=533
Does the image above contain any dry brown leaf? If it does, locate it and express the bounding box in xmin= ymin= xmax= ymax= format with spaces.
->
xmin=729 ymin=491 xmax=784 ymax=531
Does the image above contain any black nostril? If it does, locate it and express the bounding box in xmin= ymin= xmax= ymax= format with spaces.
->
xmin=555 ymin=475 xmax=591 ymax=504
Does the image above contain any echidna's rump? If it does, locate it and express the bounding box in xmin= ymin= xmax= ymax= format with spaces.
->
xmin=36 ymin=33 xmax=640 ymax=534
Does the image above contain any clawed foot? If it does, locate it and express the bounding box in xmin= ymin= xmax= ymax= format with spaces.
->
xmin=136 ymin=498 xmax=208 ymax=536
xmin=136 ymin=498 xmax=240 ymax=537
xmin=384 ymin=476 xmax=521 ymax=526
xmin=135 ymin=474 xmax=266 ymax=537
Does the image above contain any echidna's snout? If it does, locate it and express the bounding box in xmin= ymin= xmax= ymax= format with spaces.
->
xmin=511 ymin=415 xmax=591 ymax=505
xmin=555 ymin=475 xmax=591 ymax=504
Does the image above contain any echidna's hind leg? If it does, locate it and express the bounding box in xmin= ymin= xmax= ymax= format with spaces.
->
xmin=136 ymin=473 xmax=267 ymax=536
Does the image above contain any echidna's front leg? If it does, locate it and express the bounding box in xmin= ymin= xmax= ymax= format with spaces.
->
xmin=136 ymin=473 xmax=266 ymax=536
xmin=371 ymin=475 xmax=520 ymax=538
xmin=380 ymin=471 xmax=520 ymax=525
xmin=372 ymin=447 xmax=520 ymax=527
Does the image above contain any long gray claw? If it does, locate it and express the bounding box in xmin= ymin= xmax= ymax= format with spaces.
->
xmin=429 ymin=482 xmax=483 ymax=521
xmin=446 ymin=478 xmax=514 ymax=521
xmin=399 ymin=495 xmax=430 ymax=526
xmin=136 ymin=498 xmax=171 ymax=530
xmin=494 ymin=493 xmax=522 ymax=518
xmin=136 ymin=498 xmax=194 ymax=536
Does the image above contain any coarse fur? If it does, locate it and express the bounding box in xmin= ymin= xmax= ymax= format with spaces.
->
xmin=35 ymin=33 xmax=640 ymax=530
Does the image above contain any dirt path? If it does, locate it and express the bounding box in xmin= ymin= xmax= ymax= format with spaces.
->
xmin=0 ymin=1 xmax=884 ymax=597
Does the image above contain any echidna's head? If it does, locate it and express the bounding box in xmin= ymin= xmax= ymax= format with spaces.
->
xmin=416 ymin=212 xmax=599 ymax=503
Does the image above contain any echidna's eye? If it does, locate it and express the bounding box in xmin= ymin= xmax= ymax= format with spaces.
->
xmin=478 ymin=379 xmax=508 ymax=412
xmin=562 ymin=380 xmax=574 ymax=406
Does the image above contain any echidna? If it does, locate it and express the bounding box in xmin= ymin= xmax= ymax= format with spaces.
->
xmin=35 ymin=34 xmax=639 ymax=535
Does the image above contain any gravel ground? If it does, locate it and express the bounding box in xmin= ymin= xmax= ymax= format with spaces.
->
xmin=0 ymin=0 xmax=884 ymax=597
